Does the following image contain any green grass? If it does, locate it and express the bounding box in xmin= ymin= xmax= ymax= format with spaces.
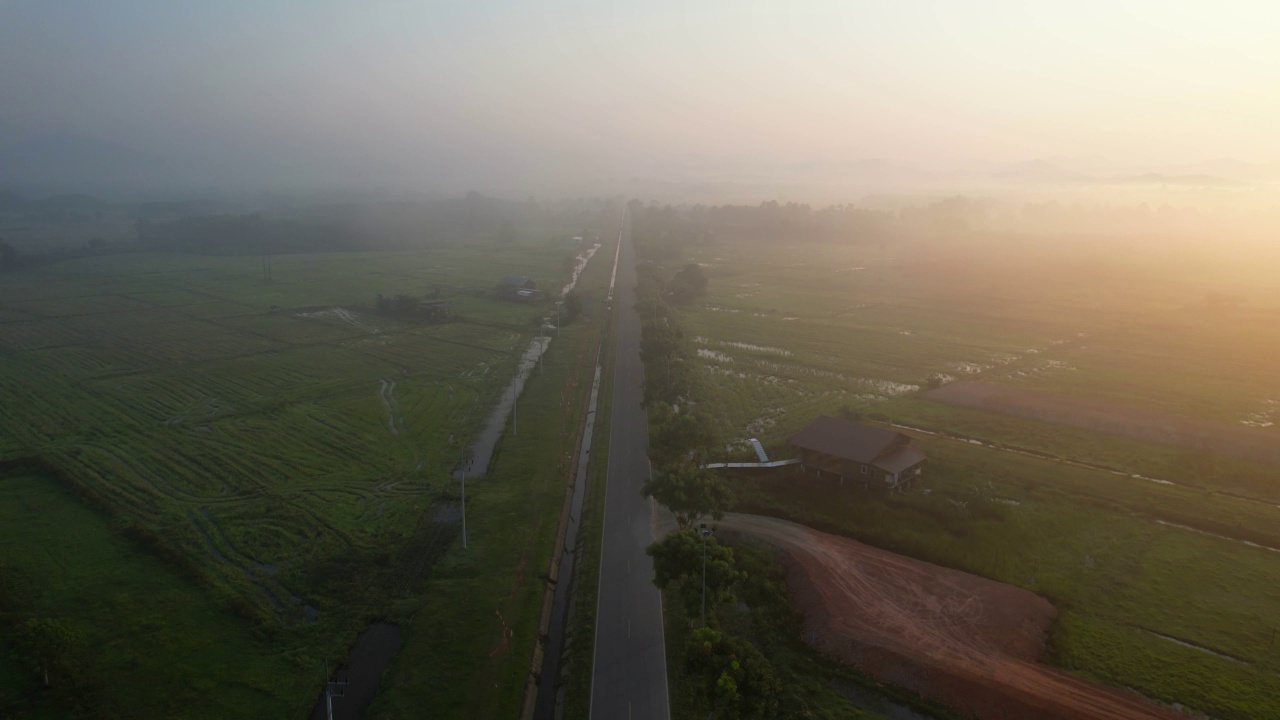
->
xmin=630 ymin=227 xmax=1280 ymax=718
xmin=0 ymin=470 xmax=314 ymax=719
xmin=0 ymin=219 xmax=618 ymax=717
xmin=678 ymin=236 xmax=1280 ymax=453
xmin=731 ymin=446 xmax=1280 ymax=719
xmin=659 ymin=539 xmax=964 ymax=720
xmin=557 ymin=283 xmax=617 ymax=719
xmin=365 ymin=233 xmax=619 ymax=719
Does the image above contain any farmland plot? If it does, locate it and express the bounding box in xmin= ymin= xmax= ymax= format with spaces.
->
xmin=0 ymin=233 xmax=601 ymax=717
xmin=666 ymin=232 xmax=1280 ymax=719
xmin=680 ymin=236 xmax=1280 ymax=456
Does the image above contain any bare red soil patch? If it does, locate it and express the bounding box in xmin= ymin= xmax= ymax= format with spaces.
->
xmin=718 ymin=514 xmax=1185 ymax=720
xmin=925 ymin=380 xmax=1280 ymax=466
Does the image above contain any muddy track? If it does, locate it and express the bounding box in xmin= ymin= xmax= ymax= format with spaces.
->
xmin=714 ymin=513 xmax=1187 ymax=720
xmin=378 ymin=378 xmax=400 ymax=434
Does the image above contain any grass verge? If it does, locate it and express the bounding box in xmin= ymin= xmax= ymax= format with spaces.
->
xmin=556 ymin=296 xmax=617 ymax=718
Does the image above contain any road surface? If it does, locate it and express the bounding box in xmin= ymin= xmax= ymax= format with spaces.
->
xmin=589 ymin=212 xmax=671 ymax=719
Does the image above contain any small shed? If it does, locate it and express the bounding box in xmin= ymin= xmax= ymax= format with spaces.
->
xmin=788 ymin=416 xmax=925 ymax=489
xmin=418 ymin=300 xmax=454 ymax=318
xmin=497 ymin=275 xmax=544 ymax=302
xmin=498 ymin=275 xmax=537 ymax=291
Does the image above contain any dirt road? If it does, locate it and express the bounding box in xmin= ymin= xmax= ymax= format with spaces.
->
xmin=710 ymin=513 xmax=1187 ymax=720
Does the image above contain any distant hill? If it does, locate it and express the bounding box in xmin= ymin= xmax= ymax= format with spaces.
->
xmin=1112 ymin=173 xmax=1238 ymax=187
xmin=0 ymin=189 xmax=111 ymax=216
xmin=985 ymin=159 xmax=1087 ymax=183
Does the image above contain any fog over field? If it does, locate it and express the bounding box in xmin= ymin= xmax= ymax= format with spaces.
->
xmin=4 ymin=3 xmax=1280 ymax=720
xmin=3 ymin=2 xmax=1280 ymax=202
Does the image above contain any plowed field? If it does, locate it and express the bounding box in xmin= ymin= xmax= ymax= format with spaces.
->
xmin=717 ymin=514 xmax=1186 ymax=720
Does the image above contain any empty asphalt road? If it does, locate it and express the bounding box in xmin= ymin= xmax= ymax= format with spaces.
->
xmin=589 ymin=212 xmax=671 ymax=719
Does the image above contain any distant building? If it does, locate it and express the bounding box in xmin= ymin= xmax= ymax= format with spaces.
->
xmin=496 ymin=275 xmax=544 ymax=302
xmin=418 ymin=300 xmax=453 ymax=318
xmin=788 ymin=416 xmax=925 ymax=489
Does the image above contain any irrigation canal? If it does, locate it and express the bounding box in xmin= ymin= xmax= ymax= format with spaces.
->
xmin=309 ymin=237 xmax=607 ymax=718
xmin=534 ymin=363 xmax=604 ymax=719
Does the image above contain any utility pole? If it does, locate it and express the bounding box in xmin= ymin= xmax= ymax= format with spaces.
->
xmin=458 ymin=446 xmax=468 ymax=550
xmin=700 ymin=523 xmax=713 ymax=627
xmin=324 ymin=662 xmax=348 ymax=720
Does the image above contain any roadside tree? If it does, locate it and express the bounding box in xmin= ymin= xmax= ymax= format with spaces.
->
xmin=641 ymin=464 xmax=733 ymax=530
xmin=646 ymin=530 xmax=742 ymax=621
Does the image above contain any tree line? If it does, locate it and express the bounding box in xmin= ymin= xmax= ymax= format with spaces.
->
xmin=625 ymin=202 xmax=784 ymax=715
xmin=630 ymin=203 xmax=731 ymax=533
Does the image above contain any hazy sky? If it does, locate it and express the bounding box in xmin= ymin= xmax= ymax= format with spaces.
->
xmin=2 ymin=1 xmax=1278 ymax=190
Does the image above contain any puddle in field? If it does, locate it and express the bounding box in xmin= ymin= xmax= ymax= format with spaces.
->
xmin=860 ymin=378 xmax=919 ymax=395
xmin=721 ymin=341 xmax=792 ymax=356
xmin=695 ymin=336 xmax=794 ymax=357
xmin=297 ymin=307 xmax=381 ymax=333
xmin=745 ymin=406 xmax=788 ymax=436
xmin=746 ymin=359 xmax=917 ymax=396
xmin=1241 ymin=399 xmax=1278 ymax=428
xmin=1011 ymin=359 xmax=1077 ymax=379
xmin=697 ymin=349 xmax=734 ymax=363
xmin=704 ymin=366 xmax=802 ymax=391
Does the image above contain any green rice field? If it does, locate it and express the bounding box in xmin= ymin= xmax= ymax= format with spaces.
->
xmin=0 ymin=220 xmax=616 ymax=719
xmin=651 ymin=228 xmax=1280 ymax=719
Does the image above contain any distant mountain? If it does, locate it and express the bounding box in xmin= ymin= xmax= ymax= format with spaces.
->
xmin=0 ymin=132 xmax=174 ymax=192
xmin=0 ymin=189 xmax=112 ymax=216
xmin=984 ymin=159 xmax=1087 ymax=183
xmin=1112 ymin=173 xmax=1238 ymax=187
xmin=1150 ymin=159 xmax=1280 ymax=182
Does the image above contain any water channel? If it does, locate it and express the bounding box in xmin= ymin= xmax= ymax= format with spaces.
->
xmin=533 ymin=364 xmax=603 ymax=719
xmin=311 ymin=239 xmax=606 ymax=718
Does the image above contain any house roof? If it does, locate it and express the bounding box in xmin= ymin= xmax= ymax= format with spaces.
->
xmin=787 ymin=416 xmax=906 ymax=464
xmin=498 ymin=275 xmax=534 ymax=287
xmin=872 ymin=445 xmax=926 ymax=474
